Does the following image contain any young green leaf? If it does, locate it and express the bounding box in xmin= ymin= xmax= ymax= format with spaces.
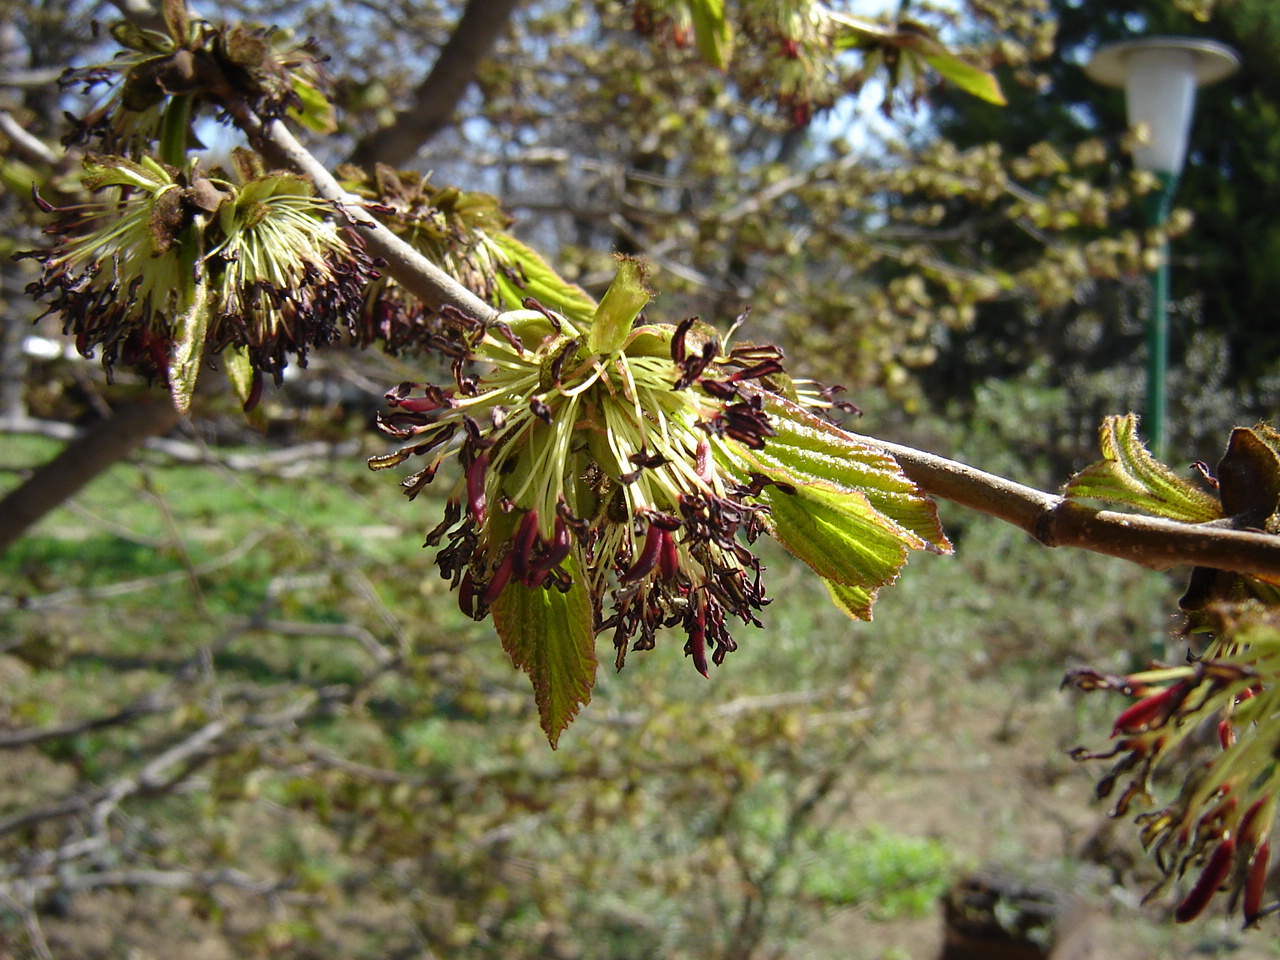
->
xmin=490 ymin=557 xmax=597 ymax=748
xmin=686 ymin=0 xmax=733 ymax=69
xmin=737 ymin=389 xmax=951 ymax=553
xmin=491 ymin=232 xmax=598 ymax=329
xmin=759 ymin=481 xmax=913 ymax=597
xmin=1065 ymin=414 xmax=1221 ymax=523
xmin=915 ymin=43 xmax=1006 ymax=106
xmin=588 ymin=257 xmax=651 ymax=356
xmin=823 ymin=578 xmax=877 ymax=622
xmin=167 ymin=222 xmax=211 ymax=413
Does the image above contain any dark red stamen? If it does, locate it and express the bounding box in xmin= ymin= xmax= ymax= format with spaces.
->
xmin=621 ymin=522 xmax=666 ymax=584
xmin=512 ymin=509 xmax=540 ymax=578
xmin=1175 ymin=837 xmax=1234 ymax=922
xmin=466 ymin=451 xmax=489 ymax=524
xmin=659 ymin=529 xmax=680 ymax=581
xmin=482 ymin=550 xmax=514 ymax=606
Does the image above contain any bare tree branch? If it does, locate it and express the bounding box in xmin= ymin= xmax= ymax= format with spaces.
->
xmin=0 ymin=109 xmax=59 ymax=165
xmin=345 ymin=0 xmax=524 ymax=170
xmin=0 ymin=396 xmax=181 ymax=554
xmin=868 ymin=435 xmax=1280 ymax=579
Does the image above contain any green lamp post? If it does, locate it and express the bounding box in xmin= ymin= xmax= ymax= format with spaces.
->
xmin=1085 ymin=37 xmax=1239 ymax=461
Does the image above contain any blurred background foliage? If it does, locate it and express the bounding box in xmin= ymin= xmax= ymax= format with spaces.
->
xmin=2 ymin=0 xmax=1279 ymax=956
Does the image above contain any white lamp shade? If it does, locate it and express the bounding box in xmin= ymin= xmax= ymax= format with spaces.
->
xmin=1125 ymin=48 xmax=1198 ymax=174
xmin=1085 ymin=38 xmax=1240 ymax=175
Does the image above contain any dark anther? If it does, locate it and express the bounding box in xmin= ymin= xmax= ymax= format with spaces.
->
xmin=671 ymin=316 xmax=698 ymax=364
xmin=512 ymin=509 xmax=541 ymax=578
xmin=629 ymin=449 xmax=669 ymax=469
xmin=700 ymin=379 xmax=739 ymax=401
xmin=489 ymin=319 xmax=524 ymax=354
xmin=482 ymin=549 xmax=515 ymax=606
xmin=466 ymin=451 xmax=489 ymax=524
xmin=424 ymin=499 xmax=462 ymax=546
xmin=548 ymin=337 xmax=582 ymax=386
xmin=530 ymin=397 xmax=553 ymax=424
xmin=522 ymin=297 xmax=563 ymax=332
xmin=462 ymin=415 xmax=491 ymax=447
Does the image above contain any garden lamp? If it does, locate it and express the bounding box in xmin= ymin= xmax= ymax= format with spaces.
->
xmin=1085 ymin=37 xmax=1239 ymax=461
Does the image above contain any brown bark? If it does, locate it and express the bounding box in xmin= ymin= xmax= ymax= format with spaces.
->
xmin=345 ymin=0 xmax=523 ymax=170
xmin=868 ymin=435 xmax=1280 ymax=580
xmin=0 ymin=396 xmax=181 ymax=552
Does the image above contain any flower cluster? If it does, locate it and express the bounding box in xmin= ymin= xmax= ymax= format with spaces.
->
xmin=373 ymin=300 xmax=788 ymax=674
xmin=339 ymin=164 xmax=513 ymax=352
xmin=62 ymin=4 xmax=331 ymax=152
xmin=371 ymin=261 xmax=949 ymax=743
xmin=1066 ymin=604 xmax=1280 ymax=925
xmin=20 ymin=152 xmax=375 ymax=409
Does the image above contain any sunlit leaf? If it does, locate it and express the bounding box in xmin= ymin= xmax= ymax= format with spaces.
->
xmin=288 ymin=77 xmax=338 ymax=134
xmin=588 ymin=256 xmax=650 ymax=356
xmin=491 ymin=232 xmax=597 ymax=329
xmin=914 ymin=43 xmax=1006 ymax=106
xmin=1065 ymin=414 xmax=1221 ymax=523
xmin=737 ymin=389 xmax=951 ymax=552
xmin=490 ymin=555 xmax=596 ymax=747
xmin=823 ymin=577 xmax=876 ymax=622
xmin=686 ymin=0 xmax=733 ymax=69
xmin=760 ymin=480 xmax=913 ymax=597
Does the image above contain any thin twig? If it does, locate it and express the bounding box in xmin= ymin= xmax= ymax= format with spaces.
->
xmin=221 ymin=98 xmax=497 ymax=324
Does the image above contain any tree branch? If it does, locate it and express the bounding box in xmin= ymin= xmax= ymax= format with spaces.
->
xmin=866 ymin=435 xmax=1280 ymax=579
xmin=0 ymin=395 xmax=181 ymax=554
xmin=345 ymin=0 xmax=524 ymax=169
xmin=224 ymin=111 xmax=1280 ymax=585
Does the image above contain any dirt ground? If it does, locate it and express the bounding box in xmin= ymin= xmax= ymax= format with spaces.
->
xmin=813 ymin=670 xmax=1280 ymax=960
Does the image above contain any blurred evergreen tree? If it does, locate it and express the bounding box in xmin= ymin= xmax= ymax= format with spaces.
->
xmin=927 ymin=0 xmax=1280 ymax=409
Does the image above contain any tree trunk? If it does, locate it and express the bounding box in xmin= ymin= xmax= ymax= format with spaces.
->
xmin=0 ymin=396 xmax=181 ymax=553
xmin=345 ymin=0 xmax=523 ymax=169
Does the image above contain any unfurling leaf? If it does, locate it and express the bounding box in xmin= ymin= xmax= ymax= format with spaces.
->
xmin=588 ymin=256 xmax=651 ymax=355
xmin=491 ymin=232 xmax=598 ymax=328
xmin=728 ymin=389 xmax=950 ymax=619
xmin=915 ymin=43 xmax=1006 ymax=106
xmin=1065 ymin=414 xmax=1221 ymax=522
xmin=490 ymin=556 xmax=596 ymax=748
xmin=826 ymin=12 xmax=1005 ymax=106
xmin=223 ymin=344 xmax=256 ymax=409
xmin=167 ymin=223 xmax=211 ymax=413
xmin=289 ymin=76 xmax=338 ymax=134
